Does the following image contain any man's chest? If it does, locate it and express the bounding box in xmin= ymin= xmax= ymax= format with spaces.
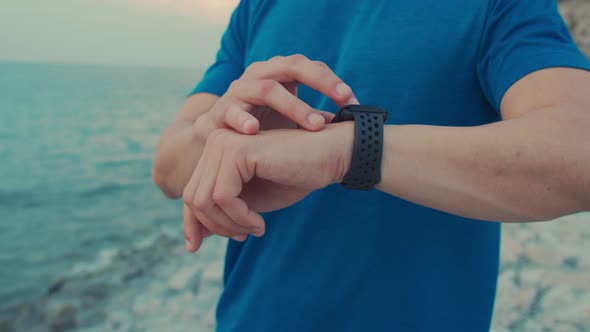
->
xmin=245 ymin=1 xmax=487 ymax=69
xmin=243 ymin=1 xmax=494 ymax=125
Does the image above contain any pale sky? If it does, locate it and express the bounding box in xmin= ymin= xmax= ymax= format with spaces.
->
xmin=0 ymin=0 xmax=239 ymax=68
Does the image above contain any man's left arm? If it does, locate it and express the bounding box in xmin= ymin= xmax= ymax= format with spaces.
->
xmin=373 ymin=67 xmax=590 ymax=222
xmin=184 ymin=68 xmax=590 ymax=244
xmin=371 ymin=0 xmax=590 ymax=223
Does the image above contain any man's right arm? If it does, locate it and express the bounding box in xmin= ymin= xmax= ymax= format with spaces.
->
xmin=153 ymin=55 xmax=358 ymax=205
xmin=152 ymin=93 xmax=219 ymax=198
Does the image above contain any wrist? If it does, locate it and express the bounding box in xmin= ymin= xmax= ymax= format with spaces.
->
xmin=329 ymin=105 xmax=388 ymax=190
xmin=324 ymin=121 xmax=355 ymax=184
xmin=192 ymin=113 xmax=217 ymax=143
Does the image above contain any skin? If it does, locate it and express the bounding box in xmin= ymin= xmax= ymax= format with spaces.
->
xmin=153 ymin=55 xmax=590 ymax=253
xmin=152 ymin=55 xmax=358 ymax=248
xmin=152 ymin=55 xmax=357 ymax=198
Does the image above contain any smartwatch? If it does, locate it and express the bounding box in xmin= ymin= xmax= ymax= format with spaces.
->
xmin=331 ymin=105 xmax=388 ymax=190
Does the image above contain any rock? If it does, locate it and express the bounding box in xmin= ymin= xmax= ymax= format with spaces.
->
xmin=519 ymin=319 xmax=545 ymax=332
xmin=491 ymin=270 xmax=522 ymax=330
xmin=515 ymin=288 xmax=536 ymax=311
xmin=519 ymin=268 xmax=544 ymax=288
xmin=204 ymin=307 xmax=217 ymax=328
xmin=549 ymin=270 xmax=590 ymax=291
xmin=201 ymin=262 xmax=224 ymax=286
xmin=47 ymin=304 xmax=77 ymax=332
xmin=132 ymin=297 xmax=162 ymax=316
xmin=167 ymin=265 xmax=202 ymax=292
xmin=536 ymin=285 xmax=590 ymax=326
xmin=522 ymin=244 xmax=564 ymax=266
xmin=500 ymin=236 xmax=522 ymax=264
xmin=559 ymin=0 xmax=590 ymax=56
xmin=0 ymin=319 xmax=13 ymax=332
xmin=561 ymin=256 xmax=579 ymax=269
xmin=83 ymin=283 xmax=109 ymax=299
xmin=47 ymin=278 xmax=66 ymax=295
xmin=122 ymin=268 xmax=144 ymax=282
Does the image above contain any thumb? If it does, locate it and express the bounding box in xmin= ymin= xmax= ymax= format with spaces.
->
xmin=184 ymin=204 xmax=204 ymax=252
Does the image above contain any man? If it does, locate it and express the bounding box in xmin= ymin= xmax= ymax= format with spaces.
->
xmin=152 ymin=1 xmax=590 ymax=331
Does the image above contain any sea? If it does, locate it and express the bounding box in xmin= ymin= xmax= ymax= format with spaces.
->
xmin=2 ymin=61 xmax=589 ymax=331
xmin=0 ymin=61 xmax=204 ymax=308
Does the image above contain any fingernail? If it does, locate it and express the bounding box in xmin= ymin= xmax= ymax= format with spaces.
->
xmin=251 ymin=227 xmax=264 ymax=237
xmin=336 ymin=83 xmax=352 ymax=97
xmin=346 ymin=96 xmax=359 ymax=105
xmin=308 ymin=113 xmax=325 ymax=127
xmin=232 ymin=235 xmax=246 ymax=242
xmin=185 ymin=239 xmax=192 ymax=251
xmin=243 ymin=119 xmax=257 ymax=132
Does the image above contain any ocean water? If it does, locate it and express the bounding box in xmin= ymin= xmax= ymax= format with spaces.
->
xmin=0 ymin=62 xmax=203 ymax=308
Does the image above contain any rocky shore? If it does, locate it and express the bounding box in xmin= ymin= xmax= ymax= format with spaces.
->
xmin=1 ymin=2 xmax=589 ymax=331
xmin=559 ymin=0 xmax=590 ymax=55
xmin=1 ymin=214 xmax=588 ymax=332
xmin=493 ymin=214 xmax=590 ymax=331
xmin=0 ymin=231 xmax=228 ymax=332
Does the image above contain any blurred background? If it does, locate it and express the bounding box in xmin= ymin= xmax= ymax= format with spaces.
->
xmin=0 ymin=1 xmax=588 ymax=331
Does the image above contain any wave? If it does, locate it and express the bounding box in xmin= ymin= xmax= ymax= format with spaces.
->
xmin=78 ymin=183 xmax=126 ymax=199
xmin=0 ymin=181 xmax=146 ymax=209
xmin=0 ymin=190 xmax=47 ymax=208
xmin=0 ymin=231 xmax=185 ymax=331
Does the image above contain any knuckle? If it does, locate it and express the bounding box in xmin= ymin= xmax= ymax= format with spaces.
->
xmin=208 ymin=98 xmax=236 ymax=128
xmin=313 ymin=63 xmax=336 ymax=81
xmin=223 ymin=104 xmax=242 ymax=124
xmin=244 ymin=61 xmax=262 ymax=75
xmin=208 ymin=129 xmax=242 ymax=153
xmin=207 ymin=128 xmax=229 ymax=143
xmin=223 ymin=138 xmax=240 ymax=153
xmin=313 ymin=60 xmax=329 ymax=70
xmin=257 ymin=80 xmax=279 ymax=99
xmin=212 ymin=190 xmax=231 ymax=205
xmin=193 ymin=111 xmax=212 ymax=135
xmin=287 ymin=54 xmax=307 ymax=66
xmin=299 ymin=105 xmax=314 ymax=118
xmin=205 ymin=223 xmax=230 ymax=237
xmin=228 ymin=79 xmax=243 ymax=92
xmin=216 ymin=97 xmax=237 ymax=118
xmin=284 ymin=98 xmax=307 ymax=117
xmin=192 ymin=195 xmax=211 ymax=211
xmin=269 ymin=55 xmax=283 ymax=62
xmin=235 ymin=212 xmax=252 ymax=228
xmin=182 ymin=191 xmax=194 ymax=207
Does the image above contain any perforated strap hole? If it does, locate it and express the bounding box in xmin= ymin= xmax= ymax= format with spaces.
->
xmin=339 ymin=110 xmax=385 ymax=190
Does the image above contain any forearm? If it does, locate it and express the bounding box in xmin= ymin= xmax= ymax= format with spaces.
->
xmin=152 ymin=120 xmax=205 ymax=198
xmin=152 ymin=94 xmax=219 ymax=198
xmin=375 ymin=107 xmax=590 ymax=222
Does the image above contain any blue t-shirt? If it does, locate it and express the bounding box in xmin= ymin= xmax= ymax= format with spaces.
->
xmin=192 ymin=1 xmax=590 ymax=331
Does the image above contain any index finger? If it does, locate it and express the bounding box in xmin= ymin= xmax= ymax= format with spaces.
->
xmin=242 ymin=55 xmax=359 ymax=107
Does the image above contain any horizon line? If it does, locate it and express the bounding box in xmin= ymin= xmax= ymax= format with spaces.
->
xmin=0 ymin=58 xmax=209 ymax=72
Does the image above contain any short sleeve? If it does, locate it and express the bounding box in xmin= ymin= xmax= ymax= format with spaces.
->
xmin=190 ymin=1 xmax=250 ymax=96
xmin=477 ymin=0 xmax=590 ymax=112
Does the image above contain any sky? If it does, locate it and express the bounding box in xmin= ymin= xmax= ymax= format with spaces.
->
xmin=0 ymin=0 xmax=239 ymax=68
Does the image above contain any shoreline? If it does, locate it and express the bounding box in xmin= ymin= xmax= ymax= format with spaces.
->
xmin=1 ymin=214 xmax=589 ymax=332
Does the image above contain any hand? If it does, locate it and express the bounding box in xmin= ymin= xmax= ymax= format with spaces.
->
xmin=193 ymin=54 xmax=358 ymax=137
xmin=184 ymin=55 xmax=357 ymax=251
xmin=183 ymin=122 xmax=354 ymax=246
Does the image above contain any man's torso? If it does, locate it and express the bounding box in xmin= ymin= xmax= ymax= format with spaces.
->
xmin=218 ymin=2 xmax=500 ymax=331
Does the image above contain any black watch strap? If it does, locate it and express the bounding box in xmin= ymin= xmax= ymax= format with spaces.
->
xmin=332 ymin=105 xmax=387 ymax=190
